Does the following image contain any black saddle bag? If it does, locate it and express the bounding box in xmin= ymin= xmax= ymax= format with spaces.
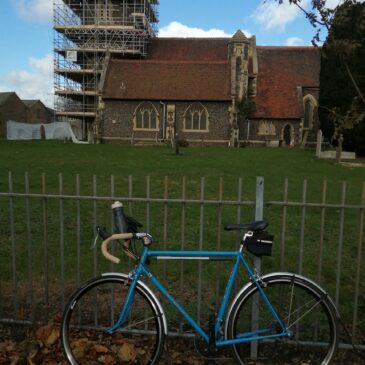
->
xmin=243 ymin=231 xmax=273 ymax=257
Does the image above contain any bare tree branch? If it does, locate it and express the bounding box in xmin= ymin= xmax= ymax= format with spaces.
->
xmin=344 ymin=61 xmax=365 ymax=104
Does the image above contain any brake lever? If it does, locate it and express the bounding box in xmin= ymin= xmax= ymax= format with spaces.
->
xmin=91 ymin=226 xmax=110 ymax=250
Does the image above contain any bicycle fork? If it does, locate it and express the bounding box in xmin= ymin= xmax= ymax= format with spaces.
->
xmin=105 ymin=268 xmax=143 ymax=334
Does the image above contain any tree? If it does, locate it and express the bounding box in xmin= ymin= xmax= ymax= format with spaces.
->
xmin=319 ymin=2 xmax=365 ymax=157
xmin=269 ymin=0 xmax=365 ymax=158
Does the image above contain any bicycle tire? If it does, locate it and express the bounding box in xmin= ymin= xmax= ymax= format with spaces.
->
xmin=62 ymin=273 xmax=166 ymax=365
xmin=226 ymin=273 xmax=339 ymax=365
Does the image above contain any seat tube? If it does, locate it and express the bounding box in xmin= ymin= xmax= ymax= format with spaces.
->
xmin=215 ymin=253 xmax=241 ymax=337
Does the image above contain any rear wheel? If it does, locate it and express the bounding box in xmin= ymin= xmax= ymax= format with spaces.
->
xmin=227 ymin=274 xmax=339 ymax=365
xmin=62 ymin=275 xmax=165 ymax=364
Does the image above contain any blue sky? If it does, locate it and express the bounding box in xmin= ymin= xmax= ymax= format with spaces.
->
xmin=0 ymin=0 xmax=344 ymax=107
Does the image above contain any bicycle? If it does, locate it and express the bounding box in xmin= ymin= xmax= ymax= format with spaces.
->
xmin=61 ymin=201 xmax=339 ymax=364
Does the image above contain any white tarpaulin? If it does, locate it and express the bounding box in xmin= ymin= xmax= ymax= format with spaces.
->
xmin=6 ymin=121 xmax=87 ymax=144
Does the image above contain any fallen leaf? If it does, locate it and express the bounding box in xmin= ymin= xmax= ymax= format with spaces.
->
xmin=35 ymin=323 xmax=52 ymax=342
xmin=27 ymin=350 xmax=39 ymax=365
xmin=6 ymin=342 xmax=16 ymax=353
xmin=93 ymin=344 xmax=109 ymax=353
xmin=105 ymin=354 xmax=115 ymax=365
xmin=137 ymin=348 xmax=146 ymax=355
xmin=84 ymin=343 xmax=110 ymax=361
xmin=45 ymin=328 xmax=59 ymax=346
xmin=70 ymin=338 xmax=88 ymax=350
xmin=9 ymin=355 xmax=20 ymax=365
xmin=70 ymin=338 xmax=88 ymax=358
xmin=117 ymin=342 xmax=137 ymax=362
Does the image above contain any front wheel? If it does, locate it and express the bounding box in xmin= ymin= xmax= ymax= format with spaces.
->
xmin=226 ymin=273 xmax=339 ymax=365
xmin=61 ymin=274 xmax=166 ymax=364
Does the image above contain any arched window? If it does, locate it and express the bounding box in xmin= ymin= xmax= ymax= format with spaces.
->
xmin=133 ymin=102 xmax=159 ymax=131
xmin=303 ymin=95 xmax=317 ymax=130
xmin=183 ymin=103 xmax=209 ymax=132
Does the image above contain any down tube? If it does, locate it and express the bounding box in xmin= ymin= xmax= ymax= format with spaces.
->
xmin=141 ymin=266 xmax=210 ymax=344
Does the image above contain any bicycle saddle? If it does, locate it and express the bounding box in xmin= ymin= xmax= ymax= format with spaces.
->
xmin=224 ymin=220 xmax=268 ymax=232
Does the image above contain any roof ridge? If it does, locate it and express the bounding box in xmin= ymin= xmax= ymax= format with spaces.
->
xmin=258 ymin=46 xmax=319 ymax=50
xmin=0 ymin=92 xmax=17 ymax=105
xmin=110 ymin=59 xmax=228 ymax=65
xmin=155 ymin=37 xmax=230 ymax=41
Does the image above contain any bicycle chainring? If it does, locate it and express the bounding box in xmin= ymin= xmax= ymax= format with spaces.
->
xmin=193 ymin=333 xmax=223 ymax=359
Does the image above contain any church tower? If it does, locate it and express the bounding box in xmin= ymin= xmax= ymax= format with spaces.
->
xmin=228 ymin=30 xmax=258 ymax=146
xmin=228 ymin=30 xmax=251 ymax=103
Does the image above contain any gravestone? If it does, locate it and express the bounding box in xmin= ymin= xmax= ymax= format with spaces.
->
xmin=316 ymin=129 xmax=322 ymax=157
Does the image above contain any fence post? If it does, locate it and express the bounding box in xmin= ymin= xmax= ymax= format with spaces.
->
xmin=250 ymin=176 xmax=264 ymax=359
xmin=255 ymin=177 xmax=264 ymax=223
xmin=255 ymin=176 xmax=264 ymax=273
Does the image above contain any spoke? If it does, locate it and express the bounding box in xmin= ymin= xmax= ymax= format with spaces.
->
xmin=287 ymin=281 xmax=295 ymax=326
xmin=230 ymin=278 xmax=338 ymax=365
xmin=287 ymin=299 xmax=323 ymax=330
xmin=265 ymin=291 xmax=323 ymax=332
xmin=119 ymin=315 xmax=157 ymax=331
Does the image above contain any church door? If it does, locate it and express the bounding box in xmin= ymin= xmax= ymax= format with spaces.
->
xmin=283 ymin=124 xmax=292 ymax=145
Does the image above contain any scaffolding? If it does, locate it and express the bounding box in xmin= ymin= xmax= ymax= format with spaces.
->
xmin=53 ymin=0 xmax=159 ymax=139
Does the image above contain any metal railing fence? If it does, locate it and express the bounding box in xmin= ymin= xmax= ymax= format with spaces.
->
xmin=0 ymin=172 xmax=364 ymax=349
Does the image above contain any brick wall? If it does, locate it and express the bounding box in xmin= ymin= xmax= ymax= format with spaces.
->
xmin=241 ymin=118 xmax=302 ymax=145
xmin=0 ymin=95 xmax=27 ymax=138
xmin=102 ymin=99 xmax=320 ymax=147
xmin=102 ymin=100 xmax=231 ymax=145
xmin=26 ymin=102 xmax=53 ymax=124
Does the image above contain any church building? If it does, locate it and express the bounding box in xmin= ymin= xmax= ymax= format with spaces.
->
xmin=100 ymin=30 xmax=320 ymax=147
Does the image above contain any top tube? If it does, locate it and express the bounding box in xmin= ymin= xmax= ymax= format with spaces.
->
xmin=147 ymin=249 xmax=241 ymax=260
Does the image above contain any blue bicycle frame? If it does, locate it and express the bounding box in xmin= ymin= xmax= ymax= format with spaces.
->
xmin=107 ymin=246 xmax=290 ymax=347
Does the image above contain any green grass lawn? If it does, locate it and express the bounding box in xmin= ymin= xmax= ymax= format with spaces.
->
xmin=1 ymin=140 xmax=364 ymax=193
xmin=0 ymin=141 xmax=364 ymax=336
xmin=1 ymin=140 xmax=364 ymax=273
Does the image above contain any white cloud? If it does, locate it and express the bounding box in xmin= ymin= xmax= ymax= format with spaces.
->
xmin=286 ymin=36 xmax=306 ymax=46
xmin=325 ymin=0 xmax=342 ymax=8
xmin=254 ymin=0 xmax=365 ymax=32
xmin=253 ymin=0 xmax=310 ymax=31
xmin=159 ymin=21 xmax=251 ymax=38
xmin=11 ymin=0 xmax=53 ymax=23
xmin=0 ymin=53 xmax=54 ymax=107
xmin=323 ymin=0 xmax=364 ymax=9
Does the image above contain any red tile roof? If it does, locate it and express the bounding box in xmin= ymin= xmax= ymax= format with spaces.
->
xmin=102 ymin=39 xmax=320 ymax=116
xmin=253 ymin=46 xmax=320 ymax=119
xmin=103 ymin=38 xmax=232 ymax=101
xmin=103 ymin=59 xmax=231 ymax=101
xmin=147 ymin=38 xmax=229 ymax=62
